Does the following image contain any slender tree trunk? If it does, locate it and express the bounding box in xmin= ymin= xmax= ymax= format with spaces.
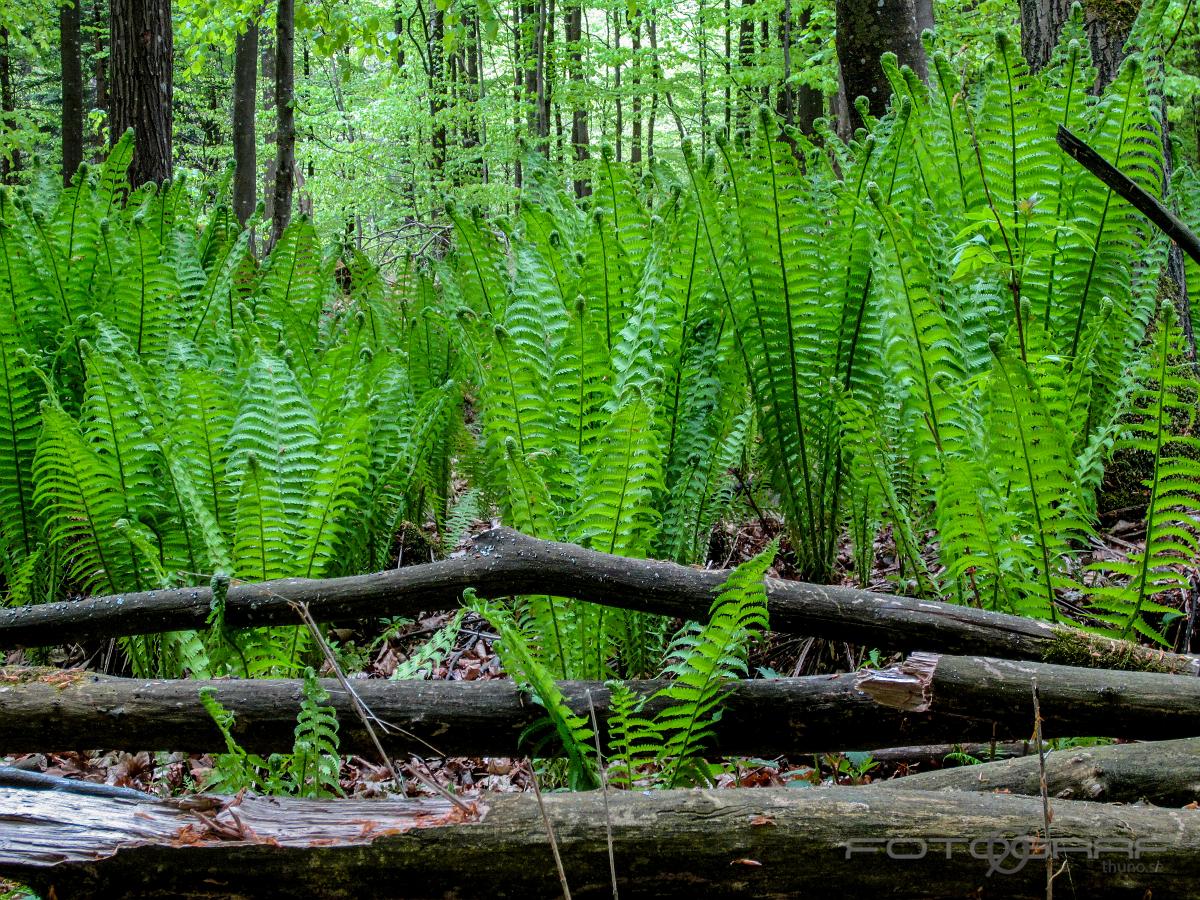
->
xmin=779 ymin=7 xmax=821 ymax=134
xmin=566 ymin=0 xmax=589 ymax=196
xmin=630 ymin=12 xmax=642 ymax=167
xmin=61 ymin=0 xmax=85 ymax=185
xmin=271 ymin=0 xmax=295 ymax=243
xmin=835 ymin=0 xmax=927 ymax=132
xmin=232 ymin=23 xmax=257 ymax=227
xmin=737 ymin=0 xmax=755 ymax=131
xmin=723 ymin=0 xmax=731 ymax=133
xmin=0 ymin=29 xmax=14 ymax=184
xmin=260 ymin=29 xmax=276 ymax=231
xmin=613 ymin=6 xmax=623 ymax=161
xmin=647 ymin=13 xmax=659 ymax=162
xmin=429 ymin=0 xmax=447 ymax=179
xmin=109 ymin=0 xmax=173 ymax=187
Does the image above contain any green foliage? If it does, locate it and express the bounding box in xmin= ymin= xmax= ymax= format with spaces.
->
xmin=199 ymin=667 xmax=343 ymax=798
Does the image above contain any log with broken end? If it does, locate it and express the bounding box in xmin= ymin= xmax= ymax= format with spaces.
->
xmin=4 ymin=772 xmax=1199 ymax=898
xmin=2 ymin=528 xmax=1196 ymax=675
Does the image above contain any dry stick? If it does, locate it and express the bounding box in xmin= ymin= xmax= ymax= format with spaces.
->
xmin=292 ymin=601 xmax=471 ymax=813
xmin=1032 ymin=679 xmax=1053 ymax=900
xmin=587 ymin=689 xmax=619 ymax=900
xmin=530 ymin=766 xmax=572 ymax=900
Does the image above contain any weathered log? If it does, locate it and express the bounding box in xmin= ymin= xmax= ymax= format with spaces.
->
xmin=6 ymin=655 xmax=1200 ymax=759
xmin=0 ymin=668 xmax=1002 ymax=758
xmin=866 ymin=740 xmax=1033 ymax=768
xmin=3 ymin=528 xmax=1196 ymax=675
xmin=857 ymin=652 xmax=1200 ymax=741
xmin=872 ymin=737 xmax=1200 ymax=806
xmin=4 ymin=773 xmax=1199 ymax=898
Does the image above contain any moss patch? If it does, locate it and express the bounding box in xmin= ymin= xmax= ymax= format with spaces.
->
xmin=1041 ymin=629 xmax=1197 ymax=675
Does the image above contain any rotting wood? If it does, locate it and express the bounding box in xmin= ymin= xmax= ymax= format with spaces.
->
xmin=4 ymin=774 xmax=1199 ymax=898
xmin=869 ymin=737 xmax=1200 ymax=806
xmin=3 ymin=528 xmax=1197 ymax=675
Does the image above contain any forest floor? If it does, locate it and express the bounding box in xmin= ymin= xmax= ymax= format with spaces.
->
xmin=3 ymin=492 xmax=1193 ymax=804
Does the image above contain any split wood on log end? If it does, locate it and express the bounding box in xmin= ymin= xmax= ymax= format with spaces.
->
xmin=855 ymin=652 xmax=940 ymax=712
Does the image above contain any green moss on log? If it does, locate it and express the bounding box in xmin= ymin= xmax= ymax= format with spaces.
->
xmin=1040 ymin=629 xmax=1197 ymax=675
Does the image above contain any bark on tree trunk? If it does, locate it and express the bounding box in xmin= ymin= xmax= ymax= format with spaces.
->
xmin=92 ymin=0 xmax=108 ymax=140
xmin=61 ymin=0 xmax=85 ymax=185
xmin=7 ymin=779 xmax=1200 ymax=898
xmin=566 ymin=0 xmax=589 ymax=196
xmin=1018 ymin=0 xmax=1137 ymax=90
xmin=3 ymin=529 xmax=1197 ymax=677
xmin=271 ymin=0 xmax=295 ymax=244
xmin=232 ymin=23 xmax=257 ymax=227
xmin=835 ymin=0 xmax=927 ymax=131
xmin=109 ymin=0 xmax=173 ymax=187
xmin=630 ymin=12 xmax=642 ymax=167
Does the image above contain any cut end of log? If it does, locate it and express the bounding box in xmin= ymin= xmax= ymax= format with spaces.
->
xmin=855 ymin=652 xmax=940 ymax=712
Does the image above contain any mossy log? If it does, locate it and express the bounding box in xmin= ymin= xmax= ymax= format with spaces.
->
xmin=4 ymin=772 xmax=1199 ymax=898
xmin=871 ymin=737 xmax=1200 ymax=806
xmin=2 ymin=528 xmax=1196 ymax=675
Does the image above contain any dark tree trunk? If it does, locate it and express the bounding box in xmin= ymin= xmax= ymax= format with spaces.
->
xmin=271 ymin=0 xmax=295 ymax=243
xmin=1018 ymin=0 xmax=1136 ymax=90
xmin=566 ymin=0 xmax=589 ymax=196
xmin=109 ymin=0 xmax=173 ymax=187
xmin=61 ymin=0 xmax=85 ymax=185
xmin=260 ymin=29 xmax=276 ymax=228
xmin=778 ymin=6 xmax=822 ymax=134
xmin=737 ymin=0 xmax=755 ymax=132
xmin=429 ymin=0 xmax=447 ymax=178
xmin=835 ymin=0 xmax=927 ymax=131
xmin=232 ymin=23 xmax=257 ymax=227
xmin=0 ymin=28 xmax=17 ymax=184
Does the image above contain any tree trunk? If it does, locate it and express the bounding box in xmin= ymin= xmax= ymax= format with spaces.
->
xmin=109 ymin=0 xmax=173 ymax=187
xmin=8 ymin=779 xmax=1200 ymax=898
xmin=872 ymin=736 xmax=1200 ymax=807
xmin=630 ymin=12 xmax=642 ymax=167
xmin=0 ymin=28 xmax=16 ymax=184
xmin=271 ymin=0 xmax=295 ymax=244
xmin=737 ymin=0 xmax=755 ymax=132
xmin=260 ymin=27 xmax=276 ymax=229
xmin=835 ymin=0 xmax=927 ymax=131
xmin=232 ymin=23 xmax=257 ymax=227
xmin=61 ymin=0 xmax=85 ymax=185
xmin=3 ymin=529 xmax=1198 ymax=677
xmin=429 ymin=0 xmax=447 ymax=180
xmin=566 ymin=0 xmax=589 ymax=196
xmin=915 ymin=0 xmax=934 ymax=36
xmin=1019 ymin=0 xmax=1138 ymax=90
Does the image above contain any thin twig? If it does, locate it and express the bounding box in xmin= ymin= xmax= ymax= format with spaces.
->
xmin=587 ymin=689 xmax=619 ymax=900
xmin=1032 ymin=678 xmax=1054 ymax=900
xmin=292 ymin=601 xmax=471 ymax=813
xmin=530 ymin=765 xmax=572 ymax=900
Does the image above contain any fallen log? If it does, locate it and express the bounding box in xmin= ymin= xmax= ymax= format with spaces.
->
xmin=6 ymin=654 xmax=1200 ymax=758
xmin=0 ymin=667 xmax=1000 ymax=758
xmin=4 ymin=773 xmax=1199 ymax=898
xmin=857 ymin=652 xmax=1200 ymax=741
xmin=866 ymin=741 xmax=1033 ymax=768
xmin=3 ymin=528 xmax=1196 ymax=674
xmin=872 ymin=737 xmax=1200 ymax=806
